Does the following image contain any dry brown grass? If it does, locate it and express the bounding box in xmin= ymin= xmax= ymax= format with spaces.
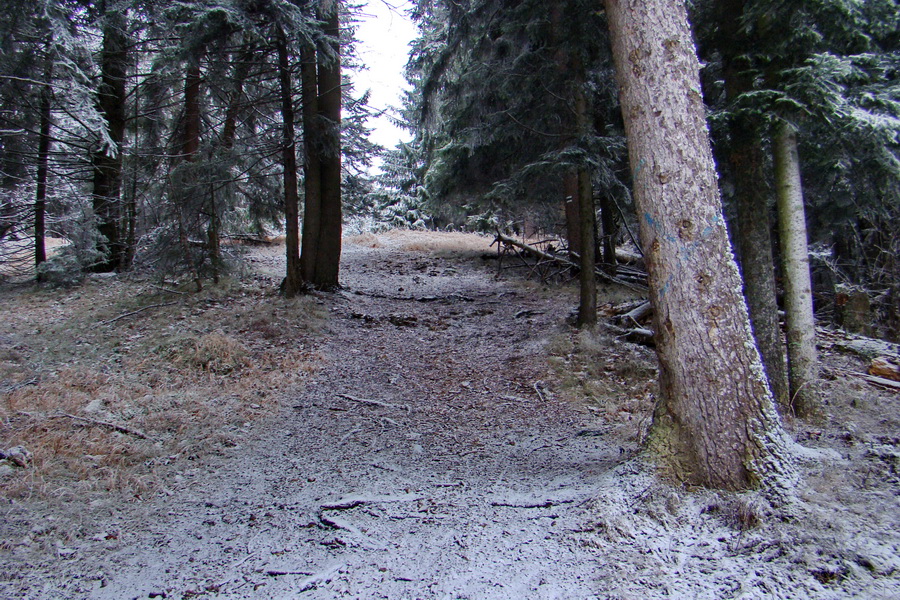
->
xmin=0 ymin=273 xmax=324 ymax=500
xmin=548 ymin=327 xmax=658 ymax=446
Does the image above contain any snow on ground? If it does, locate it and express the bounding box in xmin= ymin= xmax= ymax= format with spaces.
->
xmin=1 ymin=231 xmax=898 ymax=599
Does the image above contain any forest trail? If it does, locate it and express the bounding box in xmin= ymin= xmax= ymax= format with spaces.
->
xmin=4 ymin=232 xmax=899 ymax=599
xmin=28 ymin=233 xmax=622 ymax=599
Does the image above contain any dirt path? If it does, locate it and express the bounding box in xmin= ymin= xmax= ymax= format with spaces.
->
xmin=12 ymin=235 xmax=621 ymax=599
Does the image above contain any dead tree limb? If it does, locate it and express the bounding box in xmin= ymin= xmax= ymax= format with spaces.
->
xmin=101 ymin=302 xmax=178 ymax=325
xmin=49 ymin=412 xmax=153 ymax=440
xmin=336 ymin=393 xmax=409 ymax=413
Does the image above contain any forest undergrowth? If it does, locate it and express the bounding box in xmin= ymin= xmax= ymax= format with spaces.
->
xmin=0 ymin=260 xmax=324 ymax=500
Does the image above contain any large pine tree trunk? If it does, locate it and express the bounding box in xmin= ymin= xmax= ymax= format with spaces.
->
xmin=91 ymin=12 xmax=128 ymax=272
xmin=604 ymin=0 xmax=795 ymax=490
xmin=312 ymin=4 xmax=343 ymax=290
xmin=773 ymin=121 xmax=818 ymax=417
xmin=300 ymin=43 xmax=322 ymax=284
xmin=276 ymin=29 xmax=303 ymax=297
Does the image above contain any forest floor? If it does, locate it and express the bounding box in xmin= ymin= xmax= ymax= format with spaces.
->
xmin=0 ymin=230 xmax=898 ymax=599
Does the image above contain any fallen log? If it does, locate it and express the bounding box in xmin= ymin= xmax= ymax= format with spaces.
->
xmin=862 ymin=375 xmax=900 ymax=391
xmin=614 ymin=300 xmax=652 ymax=327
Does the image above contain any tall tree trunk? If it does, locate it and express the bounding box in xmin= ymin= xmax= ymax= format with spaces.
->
xmin=312 ymin=4 xmax=343 ymax=290
xmin=34 ymin=56 xmax=52 ymax=271
xmin=563 ymin=172 xmax=582 ymax=259
xmin=276 ymin=29 xmax=302 ymax=297
xmin=123 ymin=56 xmax=138 ymax=271
xmin=598 ymin=193 xmax=618 ymax=273
xmin=182 ymin=62 xmax=201 ymax=160
xmin=91 ymin=10 xmax=128 ymax=272
xmin=571 ymin=36 xmax=596 ymax=326
xmin=300 ymin=43 xmax=322 ymax=283
xmin=604 ymin=0 xmax=796 ymax=490
xmin=220 ymin=44 xmax=253 ymax=151
xmin=717 ymin=0 xmax=789 ymax=413
xmin=773 ymin=120 xmax=818 ymax=417
xmin=731 ymin=133 xmax=790 ymax=411
xmin=577 ymin=167 xmax=597 ymax=326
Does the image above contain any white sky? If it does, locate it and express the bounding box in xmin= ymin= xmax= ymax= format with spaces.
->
xmin=351 ymin=0 xmax=417 ymax=153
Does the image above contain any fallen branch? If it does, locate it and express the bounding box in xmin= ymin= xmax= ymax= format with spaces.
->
xmin=101 ymin=302 xmax=178 ymax=325
xmin=336 ymin=393 xmax=409 ymax=413
xmin=266 ymin=569 xmax=314 ymax=577
xmin=1 ymin=377 xmax=38 ymax=394
xmin=320 ymin=493 xmax=422 ymax=511
xmin=318 ymin=513 xmax=363 ymax=536
xmin=149 ymin=284 xmax=189 ymax=295
xmin=862 ymin=375 xmax=900 ymax=391
xmin=298 ymin=563 xmax=343 ymax=593
xmin=605 ymin=323 xmax=656 ymax=347
xmin=50 ymin=412 xmax=152 ymax=440
xmin=489 ymin=497 xmax=575 ymax=508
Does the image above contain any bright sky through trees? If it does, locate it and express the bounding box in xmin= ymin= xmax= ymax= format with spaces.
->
xmin=353 ymin=0 xmax=416 ymax=156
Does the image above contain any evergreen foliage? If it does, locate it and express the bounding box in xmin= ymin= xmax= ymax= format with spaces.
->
xmin=407 ymin=0 xmax=629 ymax=234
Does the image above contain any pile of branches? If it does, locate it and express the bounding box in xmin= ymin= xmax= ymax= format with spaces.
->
xmin=490 ymin=231 xmax=647 ymax=292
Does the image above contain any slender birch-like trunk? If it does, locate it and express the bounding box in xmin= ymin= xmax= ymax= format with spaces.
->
xmin=603 ymin=0 xmax=796 ymax=490
xmin=773 ymin=121 xmax=818 ymax=417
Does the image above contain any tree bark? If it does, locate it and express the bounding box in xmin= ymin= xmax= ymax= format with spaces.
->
xmin=570 ymin=38 xmax=597 ymax=326
xmin=604 ymin=0 xmax=796 ymax=490
xmin=773 ymin=120 xmax=818 ymax=417
xmin=312 ymin=4 xmax=343 ymax=290
xmin=576 ymin=167 xmax=597 ymax=326
xmin=730 ymin=131 xmax=790 ymax=411
xmin=91 ymin=10 xmax=128 ymax=272
xmin=276 ymin=28 xmax=303 ymax=297
xmin=563 ymin=172 xmax=582 ymax=260
xmin=715 ymin=0 xmax=790 ymax=413
xmin=182 ymin=61 xmax=201 ymax=161
xmin=598 ymin=193 xmax=618 ymax=273
xmin=300 ymin=42 xmax=322 ymax=283
xmin=34 ymin=55 xmax=52 ymax=271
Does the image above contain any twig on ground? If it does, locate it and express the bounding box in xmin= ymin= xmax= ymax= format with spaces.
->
xmin=489 ymin=498 xmax=575 ymax=508
xmin=1 ymin=377 xmax=38 ymax=394
xmin=533 ymin=382 xmax=547 ymax=402
xmin=320 ymin=493 xmax=422 ymax=511
xmin=100 ymin=302 xmax=178 ymax=325
xmin=337 ymin=393 xmax=409 ymax=413
xmin=149 ymin=284 xmax=189 ymax=295
xmin=266 ymin=569 xmax=314 ymax=577
xmin=297 ymin=563 xmax=343 ymax=593
xmin=49 ymin=412 xmax=152 ymax=440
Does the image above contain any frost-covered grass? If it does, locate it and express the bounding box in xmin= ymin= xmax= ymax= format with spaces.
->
xmin=0 ymin=272 xmax=324 ymax=499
